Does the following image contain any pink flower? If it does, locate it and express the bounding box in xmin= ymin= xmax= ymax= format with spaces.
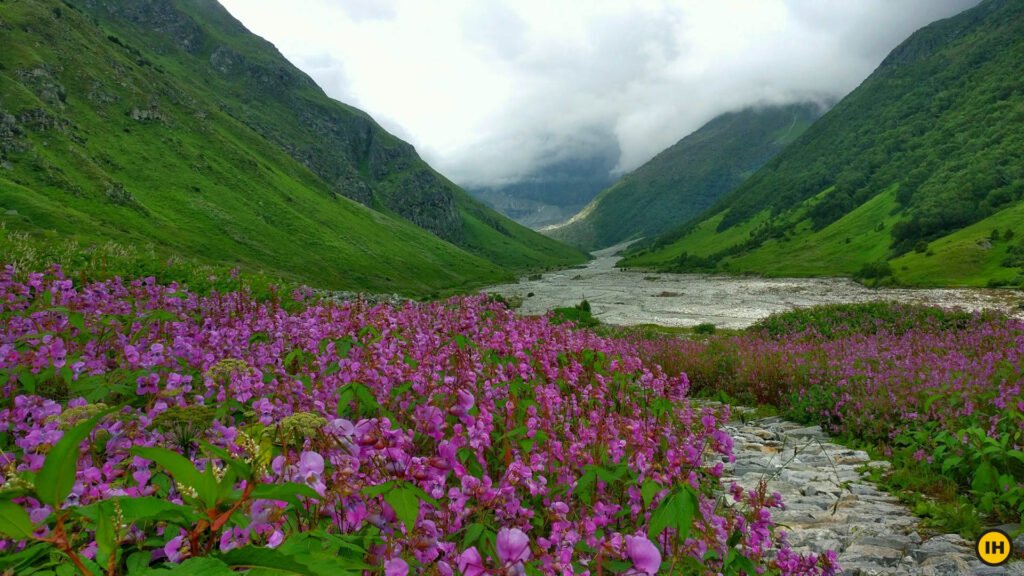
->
xmin=385 ymin=558 xmax=410 ymax=576
xmin=457 ymin=547 xmax=486 ymax=576
xmin=496 ymin=527 xmax=531 ymax=566
xmin=298 ymin=451 xmax=324 ymax=479
xmin=164 ymin=535 xmax=186 ymax=563
xmin=625 ymin=535 xmax=661 ymax=575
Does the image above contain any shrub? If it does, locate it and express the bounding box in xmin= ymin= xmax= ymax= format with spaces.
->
xmin=693 ymin=322 xmax=716 ymax=335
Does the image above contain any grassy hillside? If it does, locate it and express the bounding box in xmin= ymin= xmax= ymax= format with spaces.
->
xmin=623 ymin=0 xmax=1024 ymax=287
xmin=547 ymin=103 xmax=822 ymax=250
xmin=0 ymin=0 xmax=584 ymax=295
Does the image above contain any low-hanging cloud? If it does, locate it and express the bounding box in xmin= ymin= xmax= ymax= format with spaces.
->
xmin=220 ymin=0 xmax=981 ymax=188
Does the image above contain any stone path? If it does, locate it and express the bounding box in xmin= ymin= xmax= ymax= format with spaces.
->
xmin=718 ymin=414 xmax=1022 ymax=575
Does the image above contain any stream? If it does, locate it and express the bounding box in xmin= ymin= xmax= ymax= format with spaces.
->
xmin=485 ymin=244 xmax=1024 ymax=329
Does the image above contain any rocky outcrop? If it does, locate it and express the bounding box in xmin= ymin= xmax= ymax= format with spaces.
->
xmin=81 ymin=0 xmax=206 ymax=55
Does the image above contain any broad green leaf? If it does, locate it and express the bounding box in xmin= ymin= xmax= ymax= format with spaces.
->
xmin=0 ymin=500 xmax=34 ymax=540
xmin=218 ymin=546 xmax=315 ymax=575
xmin=0 ymin=540 xmax=49 ymax=571
xmin=17 ymin=370 xmax=37 ymax=394
xmin=672 ymin=486 xmax=698 ymax=542
xmin=648 ymin=485 xmax=697 ymax=542
xmin=252 ymin=482 xmax=322 ymax=508
xmin=462 ymin=522 xmax=486 ymax=548
xmin=36 ymin=410 xmax=110 ymax=507
xmin=941 ymin=456 xmax=962 ymax=474
xmin=159 ymin=557 xmax=236 ymax=575
xmin=575 ymin=468 xmax=597 ymax=505
xmin=648 ymin=495 xmax=674 ymax=540
xmin=972 ymin=461 xmax=999 ymax=493
xmin=201 ymin=442 xmax=253 ymax=481
xmin=126 ymin=551 xmax=151 ymax=574
xmin=111 ymin=496 xmax=197 ymax=525
xmin=383 ymin=485 xmax=422 ymax=533
xmin=131 ymin=447 xmax=217 ymax=508
xmin=360 ymin=481 xmax=395 ymax=498
xmin=68 ymin=312 xmax=86 ymax=333
xmin=95 ymin=501 xmax=116 ymax=565
xmin=640 ymin=480 xmax=662 ymax=509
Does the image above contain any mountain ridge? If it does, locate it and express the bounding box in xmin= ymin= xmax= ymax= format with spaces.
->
xmin=547 ymin=102 xmax=824 ymax=250
xmin=622 ymin=0 xmax=1024 ymax=287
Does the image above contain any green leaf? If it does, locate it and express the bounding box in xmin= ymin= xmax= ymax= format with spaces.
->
xmin=0 ymin=500 xmax=34 ymax=540
xmin=648 ymin=485 xmax=697 ymax=542
xmin=972 ymin=461 xmax=999 ymax=493
xmin=575 ymin=467 xmax=597 ymax=505
xmin=670 ymin=486 xmax=698 ymax=543
xmin=94 ymin=501 xmax=116 ymax=565
xmin=36 ymin=410 xmax=110 ymax=507
xmin=68 ymin=312 xmax=86 ymax=333
xmin=131 ymin=446 xmax=217 ymax=508
xmin=462 ymin=522 xmax=486 ymax=548
xmin=941 ymin=455 xmax=963 ymax=474
xmin=0 ymin=541 xmax=49 ymax=571
xmin=360 ymin=481 xmax=395 ymax=498
xmin=218 ymin=546 xmax=316 ymax=574
xmin=648 ymin=496 xmax=674 ymax=540
xmin=336 ymin=337 xmax=355 ymax=360
xmin=201 ymin=442 xmax=253 ymax=481
xmin=381 ymin=484 xmax=431 ymax=533
xmin=125 ymin=551 xmax=151 ymax=574
xmin=117 ymin=496 xmax=198 ymax=525
xmin=252 ymin=482 xmax=322 ymax=508
xmin=17 ymin=370 xmax=36 ymax=394
xmin=160 ymin=557 xmax=236 ymax=575
xmin=641 ymin=480 xmax=662 ymax=509
xmin=453 ymin=334 xmax=472 ymax=350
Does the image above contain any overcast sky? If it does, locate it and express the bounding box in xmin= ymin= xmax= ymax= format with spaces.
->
xmin=219 ymin=0 xmax=980 ymax=188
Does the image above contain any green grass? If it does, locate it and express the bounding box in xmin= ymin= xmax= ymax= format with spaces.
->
xmin=723 ymin=187 xmax=901 ymax=276
xmin=0 ymin=0 xmax=584 ymax=297
xmin=622 ymin=211 xmax=769 ymax=267
xmin=892 ymin=201 xmax=1024 ymax=286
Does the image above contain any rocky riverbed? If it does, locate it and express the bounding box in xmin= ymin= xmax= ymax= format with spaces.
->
xmin=486 ymin=245 xmax=1024 ymax=329
xmin=722 ymin=411 xmax=1020 ymax=575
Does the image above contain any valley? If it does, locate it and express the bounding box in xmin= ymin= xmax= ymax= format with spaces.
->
xmin=2 ymin=1 xmax=1023 ymax=574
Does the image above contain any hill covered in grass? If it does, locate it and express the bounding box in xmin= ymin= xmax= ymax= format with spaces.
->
xmin=623 ymin=0 xmax=1024 ymax=287
xmin=0 ymin=0 xmax=584 ymax=295
xmin=548 ymin=103 xmax=822 ymax=250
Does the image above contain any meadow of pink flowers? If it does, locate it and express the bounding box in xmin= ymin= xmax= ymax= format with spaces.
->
xmin=0 ymin=266 xmax=837 ymax=575
xmin=639 ymin=303 xmax=1024 ymax=522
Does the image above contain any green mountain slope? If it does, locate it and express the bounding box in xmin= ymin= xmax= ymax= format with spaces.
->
xmin=548 ymin=103 xmax=822 ymax=250
xmin=623 ymin=0 xmax=1024 ymax=287
xmin=0 ymin=0 xmax=584 ymax=295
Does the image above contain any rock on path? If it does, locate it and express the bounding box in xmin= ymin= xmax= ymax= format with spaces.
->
xmin=718 ymin=415 xmax=1021 ymax=576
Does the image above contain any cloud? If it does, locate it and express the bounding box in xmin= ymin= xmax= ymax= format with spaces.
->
xmin=220 ymin=0 xmax=981 ymax=188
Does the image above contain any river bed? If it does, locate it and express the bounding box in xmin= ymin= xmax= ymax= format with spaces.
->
xmin=485 ymin=245 xmax=1024 ymax=329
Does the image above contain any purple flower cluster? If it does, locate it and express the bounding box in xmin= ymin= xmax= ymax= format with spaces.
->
xmin=0 ymin=266 xmax=836 ymax=574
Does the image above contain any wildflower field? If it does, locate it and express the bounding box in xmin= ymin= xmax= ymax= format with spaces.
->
xmin=0 ymin=266 xmax=838 ymax=575
xmin=640 ymin=302 xmax=1024 ymax=534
